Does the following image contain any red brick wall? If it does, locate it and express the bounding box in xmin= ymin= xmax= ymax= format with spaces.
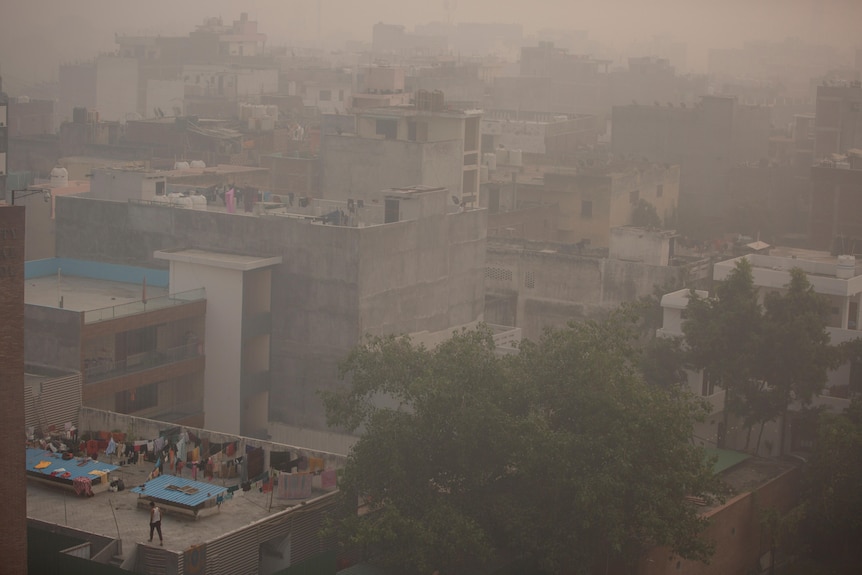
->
xmin=0 ymin=206 xmax=27 ymax=574
xmin=638 ymin=465 xmax=802 ymax=575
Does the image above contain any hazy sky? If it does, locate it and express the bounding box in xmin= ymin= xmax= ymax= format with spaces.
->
xmin=2 ymin=0 xmax=860 ymax=93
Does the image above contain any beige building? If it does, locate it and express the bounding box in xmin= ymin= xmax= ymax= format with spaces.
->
xmin=514 ymin=161 xmax=680 ymax=248
xmin=321 ymin=97 xmax=482 ymax=207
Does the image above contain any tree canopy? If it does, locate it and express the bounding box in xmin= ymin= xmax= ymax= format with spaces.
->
xmin=682 ymin=260 xmax=838 ymax=452
xmin=323 ymin=315 xmax=725 ymax=574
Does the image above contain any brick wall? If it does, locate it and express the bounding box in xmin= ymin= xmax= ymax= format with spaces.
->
xmin=0 ymin=206 xmax=27 ymax=574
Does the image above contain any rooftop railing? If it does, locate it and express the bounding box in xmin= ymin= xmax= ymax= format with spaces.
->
xmin=83 ymin=288 xmax=205 ymax=324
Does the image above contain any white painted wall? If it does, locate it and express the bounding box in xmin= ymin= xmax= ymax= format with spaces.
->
xmin=169 ymin=262 xmax=244 ymax=435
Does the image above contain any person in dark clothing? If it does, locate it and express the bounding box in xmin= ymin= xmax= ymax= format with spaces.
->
xmin=149 ymin=502 xmax=163 ymax=546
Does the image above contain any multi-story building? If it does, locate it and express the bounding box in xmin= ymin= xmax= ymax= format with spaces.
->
xmin=658 ymin=248 xmax=860 ymax=455
xmin=612 ymin=95 xmax=772 ymax=234
xmin=508 ymin=160 xmax=680 ymax=249
xmin=809 ymin=151 xmax=862 ymax=252
xmin=24 ymin=259 xmax=207 ymax=428
xmin=52 ymin=182 xmax=490 ymax=451
xmin=814 ymin=80 xmax=862 ymax=158
xmin=320 ymin=95 xmax=482 ymax=206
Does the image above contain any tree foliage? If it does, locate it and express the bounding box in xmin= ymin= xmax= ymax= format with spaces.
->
xmin=799 ymin=399 xmax=862 ymax=569
xmin=682 ymin=260 xmax=837 ymax=451
xmin=323 ymin=318 xmax=724 ymax=574
xmin=631 ymin=198 xmax=662 ymax=229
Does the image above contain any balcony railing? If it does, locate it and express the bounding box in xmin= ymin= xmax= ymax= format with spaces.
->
xmin=84 ymin=342 xmax=203 ymax=384
xmin=83 ymin=288 xmax=206 ymax=324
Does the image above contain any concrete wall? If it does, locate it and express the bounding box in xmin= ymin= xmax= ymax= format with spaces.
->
xmin=55 ymin=196 xmax=486 ymax=436
xmin=320 ymin=135 xmax=462 ymax=200
xmin=95 ymin=56 xmax=139 ymax=123
xmin=169 ymin=262 xmax=243 ymax=435
xmin=486 ymin=240 xmax=688 ymax=341
xmin=145 ymin=79 xmax=184 ymax=118
xmin=24 ymin=305 xmax=81 ymax=370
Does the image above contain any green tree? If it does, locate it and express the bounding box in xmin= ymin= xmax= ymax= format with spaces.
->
xmin=683 ymin=259 xmax=763 ymax=447
xmin=758 ymin=268 xmax=837 ymax=453
xmin=799 ymin=400 xmax=862 ymax=570
xmin=323 ymin=318 xmax=724 ymax=574
xmin=631 ymin=198 xmax=662 ymax=229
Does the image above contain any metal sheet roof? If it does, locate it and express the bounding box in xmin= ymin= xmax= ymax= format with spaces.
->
xmin=26 ymin=448 xmax=118 ymax=483
xmin=130 ymin=474 xmax=227 ymax=509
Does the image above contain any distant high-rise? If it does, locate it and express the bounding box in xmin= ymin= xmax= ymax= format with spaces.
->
xmin=814 ymin=81 xmax=862 ymax=159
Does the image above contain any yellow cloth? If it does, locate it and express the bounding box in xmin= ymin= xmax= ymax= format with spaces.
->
xmin=308 ymin=457 xmax=325 ymax=473
xmin=88 ymin=469 xmax=109 ymax=477
xmin=192 ymin=447 xmax=200 ymax=462
xmin=34 ymin=461 xmax=52 ymax=469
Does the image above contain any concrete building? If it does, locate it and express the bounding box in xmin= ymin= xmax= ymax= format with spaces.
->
xmin=809 ymin=151 xmax=862 ymax=251
xmin=484 ymin=230 xmax=709 ymax=341
xmin=480 ymin=112 xmax=599 ymax=162
xmin=52 ymin=183 xmax=488 ymax=450
xmin=7 ymin=96 xmax=54 ymax=137
xmin=814 ymin=81 xmax=862 ymax=158
xmin=58 ymin=55 xmax=139 ymax=126
xmin=24 ymin=259 xmax=208 ymax=428
xmin=155 ymin=249 xmax=281 ymax=437
xmin=351 ymin=66 xmax=411 ymax=109
xmin=320 ymin=98 xmax=482 ymax=206
xmin=612 ymin=95 xmax=771 ymax=234
xmin=27 ymin=408 xmax=346 ymax=574
xmin=658 ymin=248 xmax=860 ymax=455
xmin=509 ymin=161 xmax=680 ymax=249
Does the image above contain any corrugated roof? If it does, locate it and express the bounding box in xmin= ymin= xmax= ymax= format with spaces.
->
xmin=130 ymin=474 xmax=227 ymax=509
xmin=26 ymin=448 xmax=118 ymax=483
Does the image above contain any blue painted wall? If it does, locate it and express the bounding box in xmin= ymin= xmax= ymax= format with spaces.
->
xmin=25 ymin=258 xmax=169 ymax=287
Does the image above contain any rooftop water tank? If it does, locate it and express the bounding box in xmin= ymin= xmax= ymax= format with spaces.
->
xmin=191 ymin=194 xmax=207 ymax=210
xmin=837 ymin=255 xmax=856 ymax=279
xmin=189 ymin=160 xmax=206 ymax=168
xmin=173 ymin=161 xmax=190 ymax=170
xmin=50 ymin=166 xmax=69 ymax=188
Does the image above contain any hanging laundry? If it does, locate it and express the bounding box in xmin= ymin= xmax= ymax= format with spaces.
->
xmin=106 ymin=437 xmax=116 ymax=455
xmin=321 ymin=469 xmax=337 ymax=491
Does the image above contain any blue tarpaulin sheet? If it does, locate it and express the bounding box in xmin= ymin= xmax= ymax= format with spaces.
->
xmin=26 ymin=448 xmax=118 ymax=484
xmin=130 ymin=474 xmax=227 ymax=509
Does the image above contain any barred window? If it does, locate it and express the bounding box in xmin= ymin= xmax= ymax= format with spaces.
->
xmin=525 ymin=271 xmax=535 ymax=289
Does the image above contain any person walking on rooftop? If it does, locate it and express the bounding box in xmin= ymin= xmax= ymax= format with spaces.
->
xmin=149 ymin=502 xmax=163 ymax=546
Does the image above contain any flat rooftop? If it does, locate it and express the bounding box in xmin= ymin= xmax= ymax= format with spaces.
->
xmin=25 ymin=275 xmax=168 ymax=312
xmin=27 ymin=456 xmax=334 ymax=552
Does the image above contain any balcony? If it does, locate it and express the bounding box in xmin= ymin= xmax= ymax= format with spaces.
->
xmin=84 ymin=343 xmax=204 ymax=384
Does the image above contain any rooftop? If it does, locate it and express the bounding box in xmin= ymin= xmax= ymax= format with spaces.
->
xmin=26 ymin=275 xmax=168 ymax=312
xmin=26 ymin=451 xmax=336 ymax=553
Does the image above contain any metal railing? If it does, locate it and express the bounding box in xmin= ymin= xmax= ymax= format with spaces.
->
xmin=83 ymin=342 xmax=203 ymax=384
xmin=83 ymin=288 xmax=205 ymax=324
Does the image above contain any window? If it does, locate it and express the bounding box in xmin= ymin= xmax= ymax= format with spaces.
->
xmin=376 ymin=119 xmax=397 ymax=139
xmin=525 ymin=271 xmax=536 ymax=289
xmin=319 ymin=90 xmax=332 ymax=101
xmin=630 ymin=190 xmax=640 ymax=204
xmin=581 ymin=200 xmax=593 ymax=219
xmin=656 ymin=184 xmax=663 ymax=198
xmin=407 ymin=120 xmax=417 ymax=141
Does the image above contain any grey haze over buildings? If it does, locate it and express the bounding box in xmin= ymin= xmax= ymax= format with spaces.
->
xmin=2 ymin=0 xmax=860 ymax=93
